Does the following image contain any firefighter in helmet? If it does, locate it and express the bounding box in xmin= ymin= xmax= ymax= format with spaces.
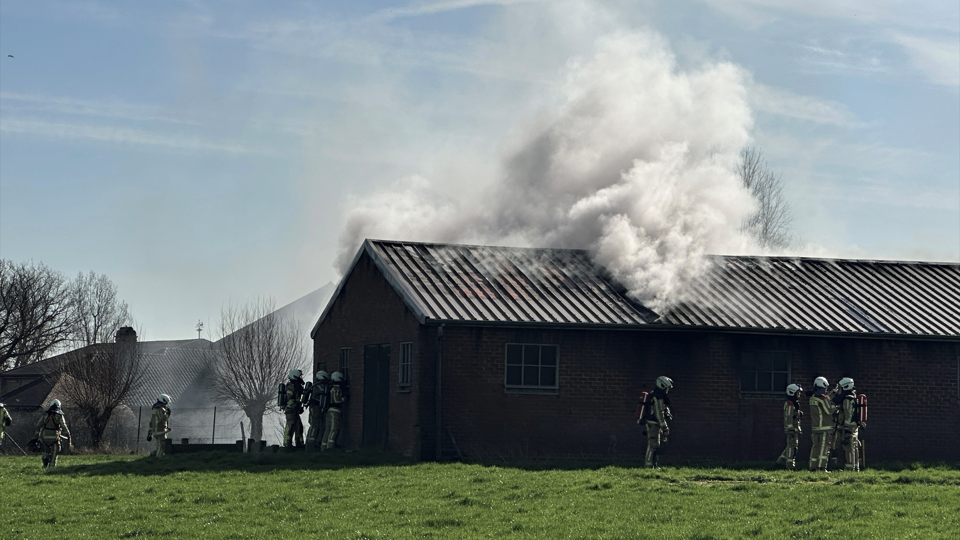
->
xmin=0 ymin=402 xmax=11 ymax=449
xmin=35 ymin=399 xmax=71 ymax=470
xmin=305 ymin=370 xmax=331 ymax=450
xmin=147 ymin=394 xmax=172 ymax=458
xmin=808 ymin=376 xmax=837 ymax=471
xmin=320 ymin=371 xmax=347 ymax=451
xmin=836 ymin=377 xmax=861 ymax=471
xmin=283 ymin=369 xmax=305 ymax=449
xmin=776 ymin=383 xmax=803 ymax=469
xmin=643 ymin=376 xmax=674 ymax=469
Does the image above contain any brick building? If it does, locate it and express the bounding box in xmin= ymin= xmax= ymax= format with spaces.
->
xmin=311 ymin=240 xmax=960 ymax=463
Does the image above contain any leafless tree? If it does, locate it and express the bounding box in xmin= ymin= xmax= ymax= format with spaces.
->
xmin=0 ymin=260 xmax=74 ymax=370
xmin=69 ymin=271 xmax=132 ymax=348
xmin=736 ymin=147 xmax=796 ymax=250
xmin=49 ymin=327 xmax=145 ymax=448
xmin=213 ymin=298 xmax=307 ymax=442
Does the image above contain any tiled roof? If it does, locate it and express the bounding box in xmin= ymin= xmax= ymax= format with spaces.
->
xmin=315 ymin=240 xmax=960 ymax=339
xmin=126 ymin=345 xmax=220 ymax=407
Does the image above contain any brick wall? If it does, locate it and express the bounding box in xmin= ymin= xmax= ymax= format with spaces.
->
xmin=315 ymin=254 xmax=960 ymax=462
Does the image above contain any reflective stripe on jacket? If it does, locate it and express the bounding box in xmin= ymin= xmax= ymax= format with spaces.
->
xmin=809 ymin=394 xmax=836 ymax=432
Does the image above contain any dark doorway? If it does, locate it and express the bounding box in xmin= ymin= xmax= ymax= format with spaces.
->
xmin=362 ymin=344 xmax=390 ymax=448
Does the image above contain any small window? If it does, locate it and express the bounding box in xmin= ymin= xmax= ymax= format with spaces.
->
xmin=505 ymin=343 xmax=558 ymax=390
xmin=741 ymin=351 xmax=790 ymax=392
xmin=399 ymin=342 xmax=413 ymax=387
xmin=339 ymin=348 xmax=351 ymax=382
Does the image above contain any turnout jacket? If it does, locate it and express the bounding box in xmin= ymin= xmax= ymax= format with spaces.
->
xmin=285 ymin=378 xmax=305 ymax=414
xmin=839 ymin=392 xmax=859 ymax=431
xmin=35 ymin=409 xmax=70 ymax=443
xmin=645 ymin=389 xmax=671 ymax=430
xmin=783 ymin=398 xmax=802 ymax=434
xmin=0 ymin=405 xmax=11 ymax=435
xmin=328 ymin=383 xmax=346 ymax=410
xmin=150 ymin=402 xmax=172 ymax=437
xmin=809 ymin=392 xmax=837 ymax=432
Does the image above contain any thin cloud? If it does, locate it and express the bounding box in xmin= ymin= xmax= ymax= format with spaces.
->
xmin=890 ymin=33 xmax=960 ymax=87
xmin=1 ymin=118 xmax=282 ymax=156
xmin=0 ymin=92 xmax=198 ymax=125
xmin=749 ymin=83 xmax=861 ymax=126
xmin=371 ymin=0 xmax=543 ymax=21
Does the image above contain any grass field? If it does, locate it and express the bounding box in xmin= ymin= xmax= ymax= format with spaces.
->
xmin=3 ymin=452 xmax=958 ymax=539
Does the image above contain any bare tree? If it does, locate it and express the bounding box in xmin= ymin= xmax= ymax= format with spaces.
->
xmin=213 ymin=298 xmax=307 ymax=442
xmin=736 ymin=147 xmax=796 ymax=250
xmin=49 ymin=327 xmax=145 ymax=448
xmin=0 ymin=260 xmax=74 ymax=370
xmin=69 ymin=271 xmax=132 ymax=348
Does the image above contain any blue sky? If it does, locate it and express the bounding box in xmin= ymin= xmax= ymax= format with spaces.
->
xmin=1 ymin=0 xmax=957 ymax=341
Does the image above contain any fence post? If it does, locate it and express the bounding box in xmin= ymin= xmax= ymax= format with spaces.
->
xmin=212 ymin=406 xmax=217 ymax=444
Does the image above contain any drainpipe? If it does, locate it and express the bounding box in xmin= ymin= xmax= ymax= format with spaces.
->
xmin=435 ymin=324 xmax=444 ymax=460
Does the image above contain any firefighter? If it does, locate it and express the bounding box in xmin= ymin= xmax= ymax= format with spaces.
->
xmin=776 ymin=383 xmax=803 ymax=469
xmin=305 ymin=371 xmax=330 ymax=450
xmin=808 ymin=376 xmax=837 ymax=472
xmin=35 ymin=399 xmax=70 ymax=470
xmin=283 ymin=369 xmax=305 ymax=450
xmin=320 ymin=371 xmax=347 ymax=451
xmin=0 ymin=403 xmax=11 ymax=448
xmin=643 ymin=376 xmax=674 ymax=469
xmin=836 ymin=377 xmax=861 ymax=471
xmin=147 ymin=394 xmax=172 ymax=458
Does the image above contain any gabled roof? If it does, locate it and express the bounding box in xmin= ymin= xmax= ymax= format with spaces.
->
xmin=313 ymin=240 xmax=960 ymax=340
xmin=312 ymin=239 xmax=655 ymax=337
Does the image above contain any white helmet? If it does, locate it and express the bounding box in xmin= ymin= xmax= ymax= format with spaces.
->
xmin=786 ymin=384 xmax=802 ymax=397
xmin=655 ymin=376 xmax=674 ymax=390
xmin=289 ymin=369 xmax=303 ymax=380
xmin=331 ymin=371 xmax=344 ymax=382
xmin=839 ymin=377 xmax=855 ymax=391
xmin=49 ymin=399 xmax=62 ymax=409
xmin=158 ymin=394 xmax=171 ymax=404
xmin=813 ymin=376 xmax=829 ymax=389
xmin=315 ymin=370 xmax=329 ymax=382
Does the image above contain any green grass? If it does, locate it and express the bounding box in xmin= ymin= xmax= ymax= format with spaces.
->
xmin=2 ymin=452 xmax=958 ymax=539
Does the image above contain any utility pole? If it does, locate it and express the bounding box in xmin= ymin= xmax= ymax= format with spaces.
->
xmin=196 ymin=320 xmax=204 ymax=340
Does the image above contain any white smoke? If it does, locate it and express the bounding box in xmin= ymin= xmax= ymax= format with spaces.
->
xmin=335 ymin=30 xmax=761 ymax=312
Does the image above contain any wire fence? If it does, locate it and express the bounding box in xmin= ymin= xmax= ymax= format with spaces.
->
xmin=0 ymin=406 xmax=292 ymax=454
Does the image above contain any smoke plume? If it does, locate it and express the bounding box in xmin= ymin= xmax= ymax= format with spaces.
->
xmin=335 ymin=31 xmax=761 ymax=312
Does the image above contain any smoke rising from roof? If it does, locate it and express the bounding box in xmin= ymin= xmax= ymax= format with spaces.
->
xmin=336 ymin=30 xmax=761 ymax=312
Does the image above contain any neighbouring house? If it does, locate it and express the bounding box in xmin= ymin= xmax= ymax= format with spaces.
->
xmin=311 ymin=239 xmax=960 ymax=463
xmin=1 ymin=283 xmax=337 ymax=450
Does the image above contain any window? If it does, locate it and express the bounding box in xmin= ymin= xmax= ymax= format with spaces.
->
xmin=505 ymin=343 xmax=558 ymax=390
xmin=339 ymin=348 xmax=351 ymax=382
xmin=399 ymin=342 xmax=413 ymax=387
xmin=740 ymin=351 xmax=790 ymax=392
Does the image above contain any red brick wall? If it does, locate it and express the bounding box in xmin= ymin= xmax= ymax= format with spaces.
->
xmin=315 ymin=255 xmax=960 ymax=462
xmin=313 ymin=252 xmax=431 ymax=457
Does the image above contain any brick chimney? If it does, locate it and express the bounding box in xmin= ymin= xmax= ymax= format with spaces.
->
xmin=115 ymin=326 xmax=137 ymax=343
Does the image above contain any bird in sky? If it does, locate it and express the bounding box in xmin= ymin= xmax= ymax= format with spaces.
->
xmin=6 ymin=55 xmax=12 ymax=58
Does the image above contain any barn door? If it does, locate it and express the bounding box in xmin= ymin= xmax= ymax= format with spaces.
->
xmin=362 ymin=344 xmax=390 ymax=448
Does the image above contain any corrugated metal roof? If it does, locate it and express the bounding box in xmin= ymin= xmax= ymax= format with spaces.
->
xmin=318 ymin=239 xmax=656 ymax=329
xmin=662 ymin=256 xmax=960 ymax=337
xmin=315 ymin=240 xmax=959 ymax=339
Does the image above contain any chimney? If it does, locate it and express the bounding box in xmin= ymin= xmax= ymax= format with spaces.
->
xmin=115 ymin=326 xmax=137 ymax=344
